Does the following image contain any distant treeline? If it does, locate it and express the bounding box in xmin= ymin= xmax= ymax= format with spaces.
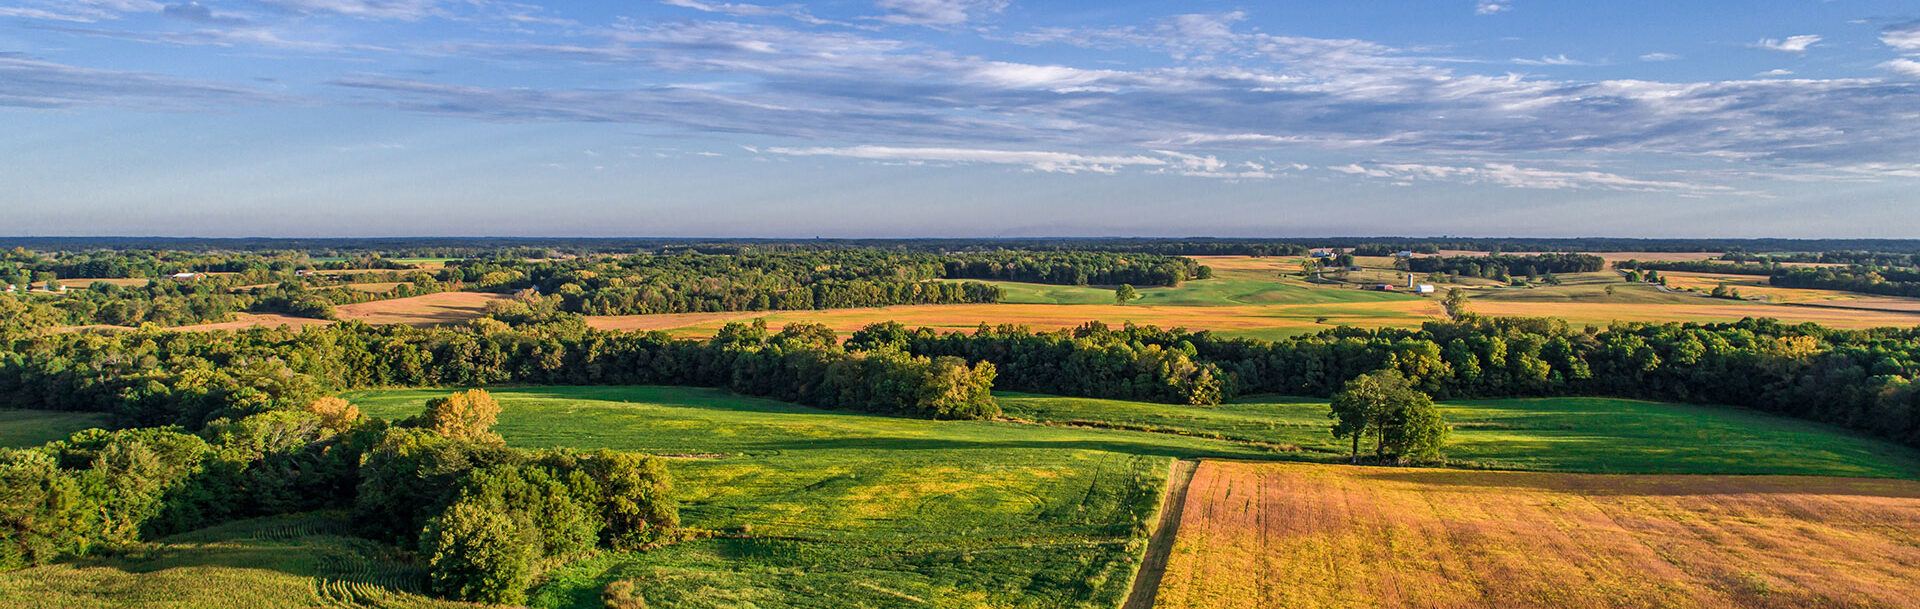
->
xmin=1406 ymin=253 xmax=1606 ymax=278
xmin=13 ymin=237 xmax=1920 ymax=257
xmin=1724 ymin=251 xmax=1920 ymax=268
xmin=1614 ymin=259 xmax=1920 ymax=299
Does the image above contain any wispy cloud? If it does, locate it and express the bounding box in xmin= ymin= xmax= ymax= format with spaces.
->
xmin=765 ymin=145 xmax=1167 ymax=173
xmin=872 ymin=0 xmax=1007 ymax=27
xmin=253 ymin=0 xmax=443 ymax=20
xmin=1474 ymin=1 xmax=1510 ymax=16
xmin=659 ymin=0 xmax=835 ymax=25
xmin=0 ymin=55 xmax=280 ymax=109
xmin=1512 ymin=54 xmax=1606 ymax=66
xmin=1750 ymin=34 xmax=1821 ymax=53
xmin=1330 ymin=162 xmax=1730 ymax=193
xmin=1639 ymin=52 xmax=1680 ymax=62
xmin=161 ymin=2 xmax=250 ymax=25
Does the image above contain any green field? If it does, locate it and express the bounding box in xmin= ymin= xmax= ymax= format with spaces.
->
xmin=0 ymin=514 xmax=462 ymax=609
xmin=345 ymin=385 xmax=1287 ymax=609
xmin=998 ymin=393 xmax=1920 ymax=478
xmin=0 ymin=409 xmax=112 ymax=448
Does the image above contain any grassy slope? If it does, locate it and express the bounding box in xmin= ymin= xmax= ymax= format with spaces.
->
xmin=346 ymin=386 xmax=1286 ymax=609
xmin=0 ymin=409 xmax=112 ymax=448
xmin=997 ymin=393 xmax=1920 ymax=479
xmin=0 ymin=515 xmax=461 ymax=609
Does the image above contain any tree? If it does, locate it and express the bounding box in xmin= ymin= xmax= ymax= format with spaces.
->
xmin=1114 ymin=284 xmax=1138 ymax=304
xmin=420 ymin=390 xmax=503 ymax=443
xmin=1327 ymin=370 xmax=1449 ymax=463
xmin=306 ymin=397 xmax=364 ymax=433
xmin=1442 ymin=288 xmax=1472 ymax=320
xmin=422 ymin=498 xmax=537 ymax=604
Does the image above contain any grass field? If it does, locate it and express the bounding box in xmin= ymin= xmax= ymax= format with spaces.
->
xmin=345 ymin=385 xmax=1289 ymax=609
xmin=1152 ymin=461 xmax=1920 ymax=609
xmin=0 ymin=514 xmax=461 ymax=609
xmin=998 ymin=394 xmax=1920 ymax=479
xmin=0 ymin=409 xmax=111 ymax=448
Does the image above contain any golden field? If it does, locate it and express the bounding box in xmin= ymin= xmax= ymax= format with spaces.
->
xmin=1153 ymin=461 xmax=1920 ymax=609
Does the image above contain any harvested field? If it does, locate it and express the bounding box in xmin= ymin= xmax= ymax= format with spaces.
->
xmin=330 ymin=291 xmax=503 ymax=325
xmin=174 ymin=313 xmax=331 ymax=331
xmin=1153 ymin=461 xmax=1920 ymax=609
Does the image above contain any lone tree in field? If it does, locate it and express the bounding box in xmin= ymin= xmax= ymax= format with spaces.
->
xmin=420 ymin=389 xmax=504 ymax=443
xmin=1328 ymin=370 xmax=1449 ymax=463
xmin=1115 ymin=284 xmax=1139 ymax=304
xmin=1442 ymin=288 xmax=1472 ymax=320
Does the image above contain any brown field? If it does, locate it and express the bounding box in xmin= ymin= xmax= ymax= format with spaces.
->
xmin=1470 ymin=300 xmax=1920 ymax=329
xmin=329 ymin=291 xmax=504 ymax=325
xmin=583 ymin=301 xmax=1446 ymax=338
xmin=1153 ymin=461 xmax=1920 ymax=609
xmin=174 ymin=312 xmax=333 ymax=331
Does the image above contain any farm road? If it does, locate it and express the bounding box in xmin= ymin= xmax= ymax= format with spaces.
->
xmin=1122 ymin=458 xmax=1199 ymax=609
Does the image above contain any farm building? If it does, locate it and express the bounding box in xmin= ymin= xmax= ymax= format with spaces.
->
xmin=1394 ymin=250 xmax=1415 ymax=258
xmin=1370 ymin=284 xmax=1395 ymax=291
xmin=166 ymin=272 xmax=202 ymax=281
xmin=1416 ymin=284 xmax=1436 ymax=294
xmin=1310 ymin=249 xmax=1335 ymax=258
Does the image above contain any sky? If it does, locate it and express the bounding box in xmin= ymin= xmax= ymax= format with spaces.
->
xmin=3 ymin=0 xmax=1920 ymax=238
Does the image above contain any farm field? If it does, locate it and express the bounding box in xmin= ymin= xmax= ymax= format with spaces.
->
xmin=345 ymin=385 xmax=1282 ymax=609
xmin=0 ymin=409 xmax=110 ymax=448
xmin=1152 ymin=461 xmax=1920 ymax=609
xmin=998 ymin=394 xmax=1920 ymax=479
xmin=0 ymin=514 xmax=462 ymax=609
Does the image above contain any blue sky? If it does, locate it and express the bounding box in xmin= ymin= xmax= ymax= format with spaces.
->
xmin=3 ymin=0 xmax=1919 ymax=238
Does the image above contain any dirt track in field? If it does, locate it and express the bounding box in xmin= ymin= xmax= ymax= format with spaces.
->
xmin=1122 ymin=459 xmax=1197 ymax=609
xmin=1152 ymin=461 xmax=1920 ymax=609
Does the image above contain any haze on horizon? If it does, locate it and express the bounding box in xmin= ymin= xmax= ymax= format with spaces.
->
xmin=3 ymin=0 xmax=1919 ymax=239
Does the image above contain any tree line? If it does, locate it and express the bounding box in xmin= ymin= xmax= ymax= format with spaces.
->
xmin=1404 ymin=253 xmax=1606 ymax=279
xmin=864 ymin=317 xmax=1920 ymax=449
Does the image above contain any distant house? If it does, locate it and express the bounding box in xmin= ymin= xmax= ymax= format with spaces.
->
xmin=1310 ymin=249 xmax=1335 ymax=258
xmin=167 ymin=272 xmax=202 ymax=281
xmin=1394 ymin=250 xmax=1415 ymax=258
xmin=295 ymin=270 xmax=316 ymax=277
xmin=1370 ymin=284 xmax=1395 ymax=291
xmin=1415 ymin=284 xmax=1436 ymax=294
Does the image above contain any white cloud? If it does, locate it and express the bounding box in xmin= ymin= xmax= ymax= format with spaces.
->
xmin=1475 ymin=1 xmax=1510 ymax=15
xmin=873 ymin=0 xmax=1007 ymax=26
xmin=1512 ymin=54 xmax=1604 ymax=66
xmin=1639 ymin=52 xmax=1680 ymax=62
xmin=1885 ymin=20 xmax=1920 ymax=53
xmin=1883 ymin=59 xmax=1920 ymax=79
xmin=765 ymin=145 xmax=1167 ymax=173
xmin=1750 ymin=35 xmax=1821 ymax=53
xmin=1756 ymin=69 xmax=1794 ymax=77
